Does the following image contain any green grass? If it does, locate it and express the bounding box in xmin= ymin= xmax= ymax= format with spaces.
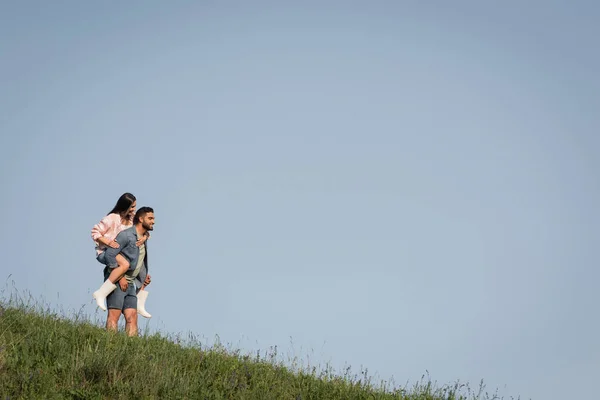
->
xmin=0 ymin=290 xmax=518 ymax=400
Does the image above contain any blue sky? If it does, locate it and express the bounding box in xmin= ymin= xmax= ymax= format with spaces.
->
xmin=1 ymin=2 xmax=598 ymax=399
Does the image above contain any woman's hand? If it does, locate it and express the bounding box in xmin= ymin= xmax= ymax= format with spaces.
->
xmin=136 ymin=234 xmax=148 ymax=247
xmin=99 ymin=237 xmax=119 ymax=248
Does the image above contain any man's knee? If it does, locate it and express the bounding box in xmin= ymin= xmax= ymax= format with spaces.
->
xmin=107 ymin=310 xmax=121 ymax=323
xmin=124 ymin=309 xmax=137 ymax=325
xmin=106 ymin=310 xmax=121 ymax=331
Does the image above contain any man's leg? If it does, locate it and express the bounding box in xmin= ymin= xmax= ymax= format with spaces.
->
xmin=124 ymin=308 xmax=138 ymax=337
xmin=123 ymin=283 xmax=139 ymax=337
xmin=106 ymin=309 xmax=121 ymax=332
xmin=105 ymin=274 xmax=127 ymax=332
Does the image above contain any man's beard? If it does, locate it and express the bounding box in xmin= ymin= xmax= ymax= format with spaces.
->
xmin=143 ymin=222 xmax=153 ymax=231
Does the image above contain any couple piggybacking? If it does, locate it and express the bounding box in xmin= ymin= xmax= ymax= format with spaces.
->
xmin=90 ymin=192 xmax=155 ymax=337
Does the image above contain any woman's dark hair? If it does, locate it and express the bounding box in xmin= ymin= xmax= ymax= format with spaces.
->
xmin=108 ymin=193 xmax=136 ymax=216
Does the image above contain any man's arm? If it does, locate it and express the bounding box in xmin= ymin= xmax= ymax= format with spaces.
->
xmin=135 ymin=248 xmax=150 ymax=289
xmin=104 ymin=231 xmax=131 ymax=267
xmin=135 ymin=276 xmax=144 ymax=289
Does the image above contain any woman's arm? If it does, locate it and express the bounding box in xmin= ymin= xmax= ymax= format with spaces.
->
xmin=91 ymin=215 xmax=119 ymax=247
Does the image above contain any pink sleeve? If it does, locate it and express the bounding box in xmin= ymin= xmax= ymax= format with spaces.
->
xmin=91 ymin=215 xmax=113 ymax=241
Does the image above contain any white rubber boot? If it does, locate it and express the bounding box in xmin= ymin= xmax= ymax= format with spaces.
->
xmin=92 ymin=279 xmax=117 ymax=311
xmin=137 ymin=290 xmax=152 ymax=318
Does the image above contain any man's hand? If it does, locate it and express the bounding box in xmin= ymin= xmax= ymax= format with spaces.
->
xmin=107 ymin=240 xmax=120 ymax=249
xmin=144 ymin=274 xmax=151 ymax=287
xmin=119 ymin=278 xmax=128 ymax=292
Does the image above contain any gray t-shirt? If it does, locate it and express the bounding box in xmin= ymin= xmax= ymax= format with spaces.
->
xmin=126 ymin=232 xmax=145 ymax=284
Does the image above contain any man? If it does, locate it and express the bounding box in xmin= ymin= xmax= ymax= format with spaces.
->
xmin=103 ymin=206 xmax=155 ymax=336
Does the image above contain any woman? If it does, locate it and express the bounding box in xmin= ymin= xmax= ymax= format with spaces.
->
xmin=90 ymin=192 xmax=152 ymax=318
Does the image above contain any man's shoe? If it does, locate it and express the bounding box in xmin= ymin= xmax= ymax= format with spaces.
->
xmin=92 ymin=280 xmax=117 ymax=311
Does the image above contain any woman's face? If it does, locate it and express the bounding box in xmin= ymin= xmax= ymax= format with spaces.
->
xmin=127 ymin=201 xmax=137 ymax=218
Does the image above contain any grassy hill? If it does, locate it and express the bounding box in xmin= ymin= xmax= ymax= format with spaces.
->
xmin=0 ymin=294 xmax=514 ymax=400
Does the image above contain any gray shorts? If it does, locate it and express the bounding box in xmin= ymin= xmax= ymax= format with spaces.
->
xmin=103 ymin=267 xmax=137 ymax=311
xmin=106 ymin=281 xmax=137 ymax=310
xmin=96 ymin=252 xmax=107 ymax=265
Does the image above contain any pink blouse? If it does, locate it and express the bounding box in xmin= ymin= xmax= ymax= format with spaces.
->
xmin=91 ymin=213 xmax=133 ymax=255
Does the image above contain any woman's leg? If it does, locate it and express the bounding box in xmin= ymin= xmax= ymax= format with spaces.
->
xmin=137 ymin=285 xmax=152 ymax=318
xmin=106 ymin=254 xmax=130 ymax=283
xmin=136 ymin=274 xmax=152 ymax=318
xmin=93 ymin=254 xmax=130 ymax=310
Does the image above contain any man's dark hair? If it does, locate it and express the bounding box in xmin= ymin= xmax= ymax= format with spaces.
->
xmin=108 ymin=192 xmax=136 ymax=217
xmin=134 ymin=206 xmax=154 ymax=224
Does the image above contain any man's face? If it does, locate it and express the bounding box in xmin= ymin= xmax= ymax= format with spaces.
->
xmin=141 ymin=212 xmax=155 ymax=231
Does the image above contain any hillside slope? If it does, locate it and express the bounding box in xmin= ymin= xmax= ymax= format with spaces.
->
xmin=0 ymin=303 xmax=506 ymax=400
